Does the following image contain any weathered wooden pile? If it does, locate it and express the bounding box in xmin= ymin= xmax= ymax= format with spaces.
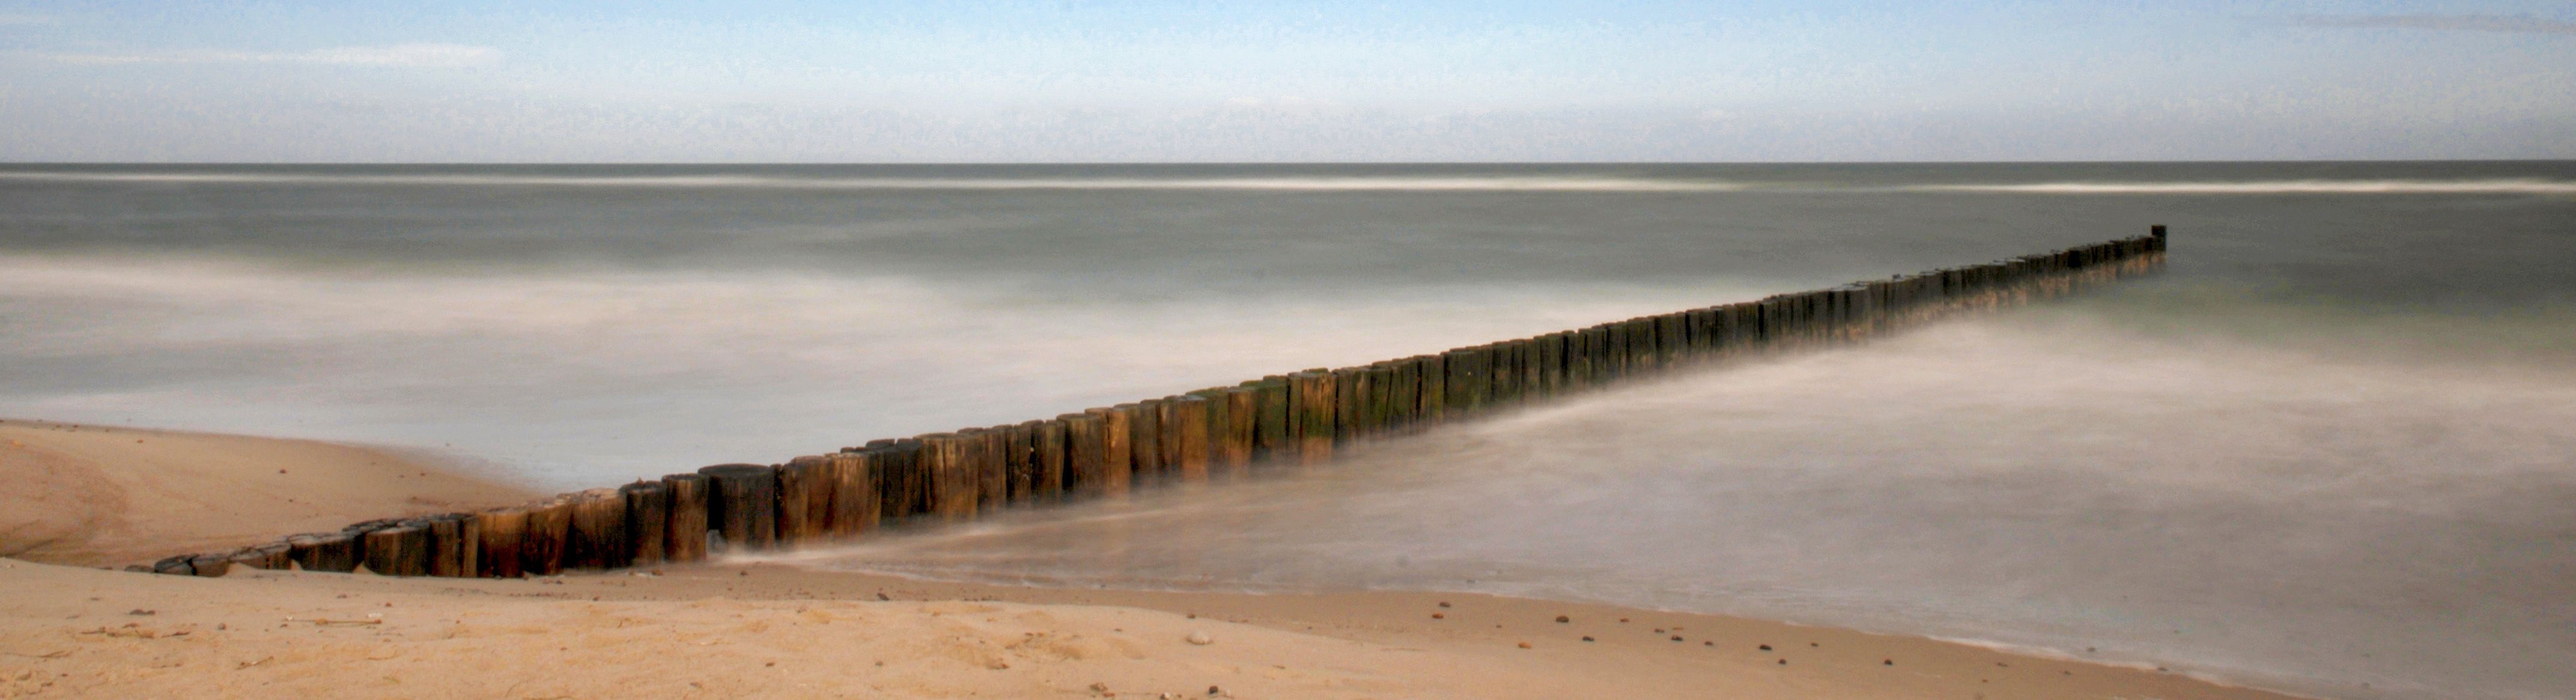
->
xmin=142 ymin=228 xmax=2169 ymax=578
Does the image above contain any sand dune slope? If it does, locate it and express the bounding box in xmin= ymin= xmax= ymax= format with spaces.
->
xmin=0 ymin=420 xmax=533 ymax=567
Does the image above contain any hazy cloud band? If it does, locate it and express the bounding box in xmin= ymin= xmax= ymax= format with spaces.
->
xmin=41 ymin=43 xmax=501 ymax=67
xmin=2280 ymin=13 xmax=2576 ymax=35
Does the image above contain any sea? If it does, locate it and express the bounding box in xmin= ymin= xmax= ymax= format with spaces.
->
xmin=2 ymin=162 xmax=2570 ymax=700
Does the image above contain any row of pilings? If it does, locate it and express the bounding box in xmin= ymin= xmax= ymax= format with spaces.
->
xmin=142 ymin=228 xmax=2169 ymax=578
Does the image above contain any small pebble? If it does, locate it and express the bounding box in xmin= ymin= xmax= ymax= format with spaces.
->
xmin=1581 ymin=636 xmax=1594 ymax=642
xmin=1438 ymin=601 xmax=1451 ymax=608
xmin=1554 ymin=615 xmax=1570 ymax=623
xmin=1186 ymin=631 xmax=1214 ymax=645
xmin=1516 ymin=641 xmax=1531 ymax=649
xmin=1208 ymin=686 xmax=1223 ymax=696
xmin=1669 ymin=636 xmax=1683 ymax=642
xmin=1430 ymin=613 xmax=1444 ymax=619
xmin=1884 ymin=659 xmax=1895 ymax=666
xmin=1758 ymin=644 xmax=1772 ymax=651
xmin=1778 ymin=659 xmax=1788 ymax=665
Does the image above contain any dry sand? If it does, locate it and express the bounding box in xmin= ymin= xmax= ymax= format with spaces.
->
xmin=0 ymin=419 xmax=536 ymax=567
xmin=0 ymin=421 xmax=2307 ymax=699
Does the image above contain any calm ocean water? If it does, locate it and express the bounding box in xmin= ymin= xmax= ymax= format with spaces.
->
xmin=4 ymin=162 xmax=2572 ymax=699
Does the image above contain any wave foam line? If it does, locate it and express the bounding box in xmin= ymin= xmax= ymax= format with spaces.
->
xmin=1916 ymin=179 xmax=2576 ymax=195
xmin=0 ymin=172 xmax=1745 ymax=192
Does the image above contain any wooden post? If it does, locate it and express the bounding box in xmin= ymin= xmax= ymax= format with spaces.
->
xmin=1126 ymin=402 xmax=1164 ymax=483
xmin=1171 ymin=394 xmax=1212 ymax=482
xmin=1331 ymin=368 xmax=1365 ymax=445
xmin=474 ymin=508 xmax=527 ymax=577
xmin=1005 ymin=422 xmax=1036 ymax=504
xmin=523 ymin=498 xmax=573 ymax=576
xmin=224 ymin=546 xmax=264 ymax=571
xmin=1442 ymin=348 xmax=1482 ymax=419
xmin=1364 ymin=363 xmax=1396 ymax=437
xmin=229 ymin=543 xmax=290 ymax=571
xmin=660 ymin=472 xmax=710 ymax=563
xmin=776 ymin=456 xmax=824 ymax=548
xmin=423 ymin=515 xmax=465 ymax=577
xmin=1566 ymin=329 xmax=1592 ymax=391
xmin=916 ymin=434 xmax=976 ymax=520
xmin=1186 ymin=388 xmax=1230 ymax=457
xmin=621 ymin=481 xmax=668 ymax=567
xmin=827 ymin=451 xmax=875 ymax=538
xmin=1155 ymin=399 xmax=1189 ymax=477
xmin=568 ymin=488 xmax=627 ymax=569
xmin=303 ymin=531 xmax=360 ymax=573
xmin=1381 ymin=361 xmax=1417 ymax=434
xmin=1471 ymin=346 xmax=1498 ymax=413
xmin=1626 ymin=317 xmax=1659 ymax=374
xmin=1415 ymin=355 xmax=1447 ymax=425
xmin=879 ymin=439 xmax=923 ymax=522
xmin=1092 ymin=407 xmax=1134 ymax=495
xmin=974 ymin=427 xmax=1010 ymax=513
xmin=1031 ymin=419 xmax=1068 ymax=499
xmin=186 ymin=553 xmax=231 ymax=577
xmin=1289 ymin=371 xmax=1335 ymax=464
xmin=339 ymin=519 xmax=390 ymax=568
xmin=1062 ymin=412 xmax=1111 ymax=496
xmin=1656 ymin=313 xmax=1687 ymax=365
xmin=1520 ymin=338 xmax=1549 ymax=400
xmin=1218 ymin=387 xmax=1257 ymax=475
xmin=1597 ymin=323 xmax=1626 ymax=381
xmin=698 ymin=464 xmax=778 ymax=553
xmin=1489 ymin=341 xmax=1522 ymax=407
xmin=1250 ymin=378 xmax=1292 ymax=461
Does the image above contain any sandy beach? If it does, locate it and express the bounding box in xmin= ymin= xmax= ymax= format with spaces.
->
xmin=1 ymin=420 xmax=2306 ymax=699
xmin=0 ymin=419 xmax=536 ymax=567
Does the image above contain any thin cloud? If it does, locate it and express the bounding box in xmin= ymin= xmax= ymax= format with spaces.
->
xmin=0 ymin=13 xmax=59 ymax=25
xmin=43 ymin=43 xmax=502 ymax=67
xmin=2280 ymin=13 xmax=2576 ymax=35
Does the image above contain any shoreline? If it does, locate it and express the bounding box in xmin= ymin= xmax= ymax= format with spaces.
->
xmin=0 ymin=420 xmax=2310 ymax=699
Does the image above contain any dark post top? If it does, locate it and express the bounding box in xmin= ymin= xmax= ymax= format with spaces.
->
xmin=2151 ymin=224 xmax=2167 ymax=239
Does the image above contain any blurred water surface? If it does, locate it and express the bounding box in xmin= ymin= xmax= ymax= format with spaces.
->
xmin=4 ymin=162 xmax=2572 ymax=699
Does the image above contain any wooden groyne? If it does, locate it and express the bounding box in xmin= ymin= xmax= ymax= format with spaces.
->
xmin=138 ymin=228 xmax=2170 ymax=578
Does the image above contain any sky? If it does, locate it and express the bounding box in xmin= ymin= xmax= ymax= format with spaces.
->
xmin=0 ymin=1 xmax=2570 ymax=162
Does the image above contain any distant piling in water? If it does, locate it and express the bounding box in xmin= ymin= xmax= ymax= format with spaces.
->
xmin=138 ymin=230 xmax=2169 ymax=577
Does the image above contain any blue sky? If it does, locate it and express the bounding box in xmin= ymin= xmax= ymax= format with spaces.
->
xmin=1 ymin=1 xmax=2570 ymax=162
